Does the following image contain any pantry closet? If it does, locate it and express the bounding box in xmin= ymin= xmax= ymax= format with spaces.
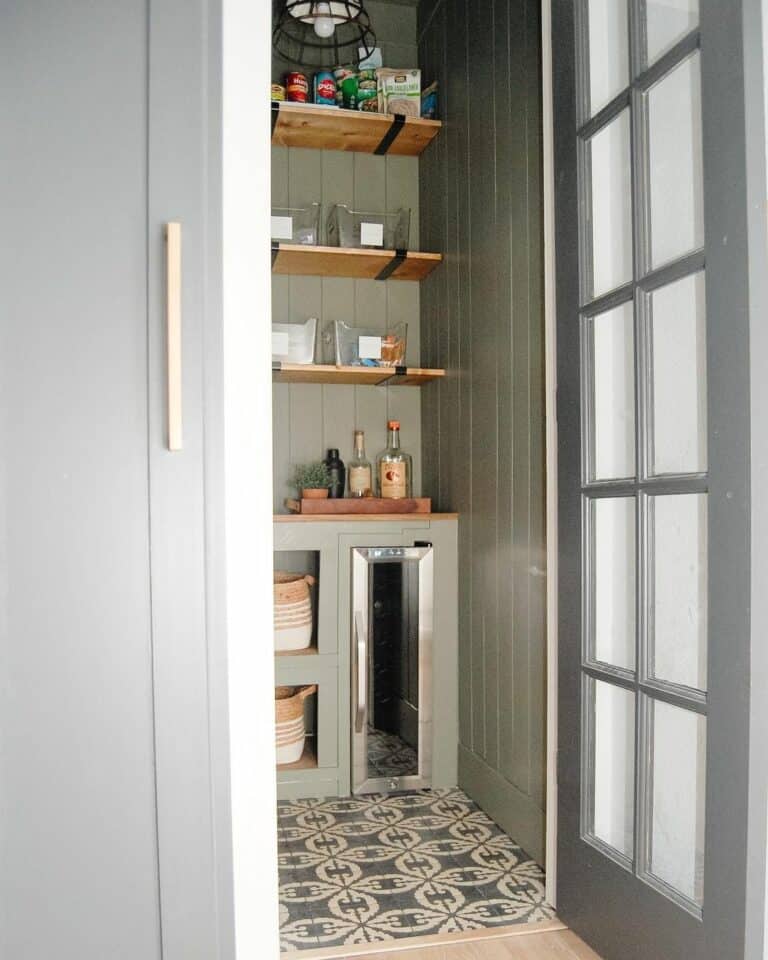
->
xmin=269 ymin=0 xmax=548 ymax=953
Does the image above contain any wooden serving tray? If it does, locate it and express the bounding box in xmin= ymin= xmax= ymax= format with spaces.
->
xmin=285 ymin=497 xmax=432 ymax=516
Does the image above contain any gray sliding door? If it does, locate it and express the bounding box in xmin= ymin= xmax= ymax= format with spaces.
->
xmin=553 ymin=2 xmax=756 ymax=958
xmin=0 ymin=2 xmax=227 ymax=958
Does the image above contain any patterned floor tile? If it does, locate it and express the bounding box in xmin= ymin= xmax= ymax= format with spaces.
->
xmin=278 ymin=787 xmax=554 ymax=952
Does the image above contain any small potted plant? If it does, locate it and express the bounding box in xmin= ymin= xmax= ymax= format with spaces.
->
xmin=293 ymin=461 xmax=331 ymax=500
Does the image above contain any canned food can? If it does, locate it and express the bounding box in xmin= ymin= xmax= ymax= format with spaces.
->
xmin=271 ymin=83 xmax=286 ymax=102
xmin=285 ymin=72 xmax=309 ymax=103
xmin=357 ymin=69 xmax=378 ymax=112
xmin=314 ymin=70 xmax=336 ymax=106
xmin=334 ymin=67 xmax=355 ymax=106
xmin=340 ymin=73 xmax=359 ymax=110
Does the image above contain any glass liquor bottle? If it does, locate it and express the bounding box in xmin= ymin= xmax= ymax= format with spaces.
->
xmin=323 ymin=448 xmax=345 ymax=499
xmin=348 ymin=430 xmax=372 ymax=498
xmin=376 ymin=420 xmax=412 ymax=499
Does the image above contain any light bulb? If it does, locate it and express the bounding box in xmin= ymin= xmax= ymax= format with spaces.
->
xmin=313 ymin=16 xmax=335 ymax=37
xmin=313 ymin=2 xmax=335 ymax=38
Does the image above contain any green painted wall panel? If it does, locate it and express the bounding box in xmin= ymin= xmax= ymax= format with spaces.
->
xmin=418 ymin=0 xmax=546 ymax=862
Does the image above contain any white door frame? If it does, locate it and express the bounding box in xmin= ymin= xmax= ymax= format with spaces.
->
xmin=542 ymin=0 xmax=559 ymax=910
xmin=222 ymin=0 xmax=280 ymax=957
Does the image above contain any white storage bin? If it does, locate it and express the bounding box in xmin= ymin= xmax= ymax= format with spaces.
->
xmin=326 ymin=204 xmax=410 ymax=249
xmin=272 ymin=317 xmax=318 ymax=365
xmin=271 ymin=203 xmax=321 ymax=245
xmin=333 ymin=319 xmax=407 ymax=367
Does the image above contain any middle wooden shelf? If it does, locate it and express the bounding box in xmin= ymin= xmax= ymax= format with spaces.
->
xmin=272 ymin=362 xmax=445 ymax=386
xmin=272 ymin=243 xmax=442 ymax=281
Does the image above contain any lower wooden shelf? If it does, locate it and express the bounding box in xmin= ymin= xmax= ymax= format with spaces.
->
xmin=277 ymin=738 xmax=317 ymax=772
xmin=275 ymin=512 xmax=459 ymax=522
xmin=273 ymin=362 xmax=445 ymax=386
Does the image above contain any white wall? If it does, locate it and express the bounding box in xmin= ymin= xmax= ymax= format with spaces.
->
xmin=222 ymin=0 xmax=279 ymax=956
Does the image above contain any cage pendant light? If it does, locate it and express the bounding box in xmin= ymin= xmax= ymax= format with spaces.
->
xmin=273 ymin=1 xmax=377 ymax=67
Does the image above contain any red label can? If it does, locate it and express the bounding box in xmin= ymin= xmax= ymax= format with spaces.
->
xmin=285 ymin=72 xmax=309 ymax=103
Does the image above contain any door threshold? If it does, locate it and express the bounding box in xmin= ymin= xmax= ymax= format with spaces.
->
xmin=281 ymin=919 xmax=567 ymax=959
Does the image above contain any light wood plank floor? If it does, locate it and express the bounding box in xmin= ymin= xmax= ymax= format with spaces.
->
xmin=283 ymin=924 xmax=602 ymax=960
xmin=346 ymin=930 xmax=602 ymax=960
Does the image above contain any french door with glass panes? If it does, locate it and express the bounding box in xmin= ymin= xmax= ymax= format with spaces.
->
xmin=553 ymin=2 xmax=752 ymax=958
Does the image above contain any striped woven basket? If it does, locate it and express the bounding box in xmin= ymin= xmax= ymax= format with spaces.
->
xmin=275 ymin=684 xmax=317 ymax=765
xmin=274 ymin=571 xmax=315 ymax=652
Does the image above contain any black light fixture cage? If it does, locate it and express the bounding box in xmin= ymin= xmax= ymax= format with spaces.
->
xmin=273 ymin=0 xmax=377 ymax=68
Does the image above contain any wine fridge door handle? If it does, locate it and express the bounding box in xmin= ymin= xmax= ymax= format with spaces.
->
xmin=354 ymin=611 xmax=367 ymax=734
xmin=166 ymin=222 xmax=182 ymax=451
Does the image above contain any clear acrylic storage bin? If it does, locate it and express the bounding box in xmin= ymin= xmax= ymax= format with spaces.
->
xmin=332 ymin=320 xmax=407 ymax=367
xmin=271 ymin=203 xmax=321 ymax=246
xmin=326 ymin=204 xmax=410 ymax=250
xmin=272 ymin=317 xmax=318 ymax=365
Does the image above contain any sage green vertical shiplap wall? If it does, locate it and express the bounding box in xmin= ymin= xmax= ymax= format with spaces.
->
xmin=271 ymin=1 xmax=424 ymax=512
xmin=418 ymin=0 xmax=547 ymax=862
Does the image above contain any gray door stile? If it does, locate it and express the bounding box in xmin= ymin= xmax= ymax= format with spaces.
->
xmin=553 ymin=1 xmax=755 ymax=958
xmin=148 ymin=0 xmax=228 ymax=958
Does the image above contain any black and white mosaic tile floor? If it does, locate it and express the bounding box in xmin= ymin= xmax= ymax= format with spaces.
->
xmin=366 ymin=726 xmax=418 ymax=780
xmin=278 ymin=787 xmax=554 ymax=952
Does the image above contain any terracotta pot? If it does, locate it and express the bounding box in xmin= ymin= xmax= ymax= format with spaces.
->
xmin=302 ymin=488 xmax=329 ymax=500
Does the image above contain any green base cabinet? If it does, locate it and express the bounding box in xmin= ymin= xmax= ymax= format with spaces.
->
xmin=274 ymin=516 xmax=458 ymax=801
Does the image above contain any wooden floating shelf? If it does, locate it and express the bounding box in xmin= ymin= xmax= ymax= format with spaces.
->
xmin=273 ymin=363 xmax=445 ymax=387
xmin=285 ymin=497 xmax=432 ymax=516
xmin=274 ymin=512 xmax=459 ymax=523
xmin=271 ymin=102 xmax=442 ymax=156
xmin=272 ymin=244 xmax=442 ymax=282
xmin=277 ymin=739 xmax=317 ymax=771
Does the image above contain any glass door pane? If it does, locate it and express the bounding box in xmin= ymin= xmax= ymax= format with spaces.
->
xmin=649 ymin=493 xmax=708 ymax=692
xmin=648 ymin=54 xmax=704 ymax=268
xmin=368 ymin=559 xmax=420 ymax=781
xmin=589 ymin=110 xmax=633 ymax=297
xmin=648 ymin=272 xmax=707 ymax=476
xmin=587 ymin=302 xmax=636 ymax=481
xmin=589 ymin=496 xmax=636 ymax=671
xmin=646 ymin=699 xmax=706 ymax=906
xmin=587 ymin=678 xmax=636 ymax=861
xmin=645 ymin=0 xmax=699 ymax=65
xmin=587 ymin=0 xmax=629 ymax=116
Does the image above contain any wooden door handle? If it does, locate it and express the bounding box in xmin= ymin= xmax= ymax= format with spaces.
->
xmin=166 ymin=222 xmax=182 ymax=451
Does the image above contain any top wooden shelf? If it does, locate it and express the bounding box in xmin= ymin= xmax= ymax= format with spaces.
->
xmin=271 ymin=102 xmax=442 ymax=156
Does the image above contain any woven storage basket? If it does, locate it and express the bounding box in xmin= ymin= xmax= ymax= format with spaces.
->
xmin=275 ymin=684 xmax=317 ymax=765
xmin=274 ymin=571 xmax=316 ymax=652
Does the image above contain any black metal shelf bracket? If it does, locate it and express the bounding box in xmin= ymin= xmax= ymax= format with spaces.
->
xmin=375 ymin=248 xmax=408 ymax=281
xmin=374 ymin=113 xmax=406 ymax=155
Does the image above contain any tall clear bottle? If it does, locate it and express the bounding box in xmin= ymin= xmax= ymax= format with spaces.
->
xmin=376 ymin=420 xmax=412 ymax=499
xmin=347 ymin=430 xmax=372 ymax=498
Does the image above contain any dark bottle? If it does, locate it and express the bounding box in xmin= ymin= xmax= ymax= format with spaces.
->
xmin=323 ymin=448 xmax=346 ymax=499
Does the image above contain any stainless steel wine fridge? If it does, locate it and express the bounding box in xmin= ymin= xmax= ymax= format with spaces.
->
xmin=351 ymin=545 xmax=434 ymax=795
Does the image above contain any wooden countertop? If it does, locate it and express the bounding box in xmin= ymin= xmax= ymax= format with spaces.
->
xmin=274 ymin=513 xmax=458 ymax=523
